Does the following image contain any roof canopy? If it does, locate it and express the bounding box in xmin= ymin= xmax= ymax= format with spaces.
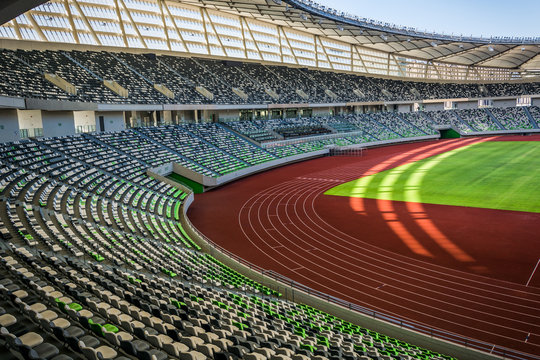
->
xmin=1 ymin=0 xmax=539 ymax=81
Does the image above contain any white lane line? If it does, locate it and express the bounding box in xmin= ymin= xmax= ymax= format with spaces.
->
xmin=525 ymin=258 xmax=540 ymax=287
xmin=234 ymin=141 xmax=540 ymax=348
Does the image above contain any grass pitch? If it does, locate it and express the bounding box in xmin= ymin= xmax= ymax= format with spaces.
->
xmin=324 ymin=141 xmax=540 ymax=213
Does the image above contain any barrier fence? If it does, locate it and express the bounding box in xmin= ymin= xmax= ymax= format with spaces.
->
xmin=183 ymin=214 xmax=539 ymax=360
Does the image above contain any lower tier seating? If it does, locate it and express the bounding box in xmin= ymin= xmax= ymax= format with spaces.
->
xmin=0 ymin=132 xmax=457 ymax=360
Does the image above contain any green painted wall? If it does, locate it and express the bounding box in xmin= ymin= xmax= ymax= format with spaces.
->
xmin=167 ymin=172 xmax=205 ymax=193
xmin=440 ymin=128 xmax=461 ymax=138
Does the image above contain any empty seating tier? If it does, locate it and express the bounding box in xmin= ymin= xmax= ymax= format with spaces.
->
xmin=0 ymin=127 xmax=460 ymax=360
xmin=0 ymin=49 xmax=537 ymax=104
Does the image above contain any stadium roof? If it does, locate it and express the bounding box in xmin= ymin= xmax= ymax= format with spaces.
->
xmin=1 ymin=0 xmax=539 ymax=81
xmin=193 ymin=0 xmax=540 ymax=70
xmin=0 ymin=0 xmax=48 ymax=26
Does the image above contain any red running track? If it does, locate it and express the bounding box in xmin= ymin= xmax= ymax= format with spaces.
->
xmin=188 ymin=136 xmax=540 ymax=358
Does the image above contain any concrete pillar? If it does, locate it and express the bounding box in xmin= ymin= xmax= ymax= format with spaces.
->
xmin=163 ymin=110 xmax=172 ymax=125
xmin=17 ymin=110 xmax=43 ymax=138
xmin=73 ymin=111 xmax=96 ymax=133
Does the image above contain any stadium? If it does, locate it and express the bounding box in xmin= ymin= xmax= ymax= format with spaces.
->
xmin=0 ymin=0 xmax=539 ymax=360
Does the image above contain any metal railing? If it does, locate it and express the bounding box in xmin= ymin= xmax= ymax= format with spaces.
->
xmin=182 ymin=213 xmax=539 ymax=360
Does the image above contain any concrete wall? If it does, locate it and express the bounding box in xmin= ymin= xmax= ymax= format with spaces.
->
xmin=493 ymin=99 xmax=517 ymax=108
xmin=0 ymin=96 xmax=25 ymax=109
xmin=95 ymin=111 xmax=125 ymax=132
xmin=162 ymin=110 xmax=173 ymax=124
xmin=41 ymin=111 xmax=75 ymax=138
xmin=454 ymin=101 xmax=477 ymax=110
xmin=174 ymin=110 xmax=196 ymax=123
xmin=172 ymin=162 xmax=210 ymax=185
xmin=216 ymin=109 xmax=240 ymax=121
xmin=17 ymin=110 xmax=42 ymax=130
xmin=73 ymin=111 xmax=96 ymax=130
xmin=423 ymin=103 xmax=444 ymax=111
xmin=0 ymin=109 xmax=22 ymax=143
xmin=312 ymin=107 xmax=332 ymax=116
xmin=397 ymin=104 xmax=412 ymax=113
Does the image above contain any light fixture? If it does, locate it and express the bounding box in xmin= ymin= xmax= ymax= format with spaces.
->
xmin=337 ymin=25 xmax=344 ymax=31
xmin=430 ymin=41 xmax=438 ymax=47
xmin=380 ymin=34 xmax=388 ymax=41
xmin=488 ymin=46 xmax=494 ymax=52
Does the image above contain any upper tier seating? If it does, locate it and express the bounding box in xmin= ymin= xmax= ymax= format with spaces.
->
xmin=112 ymin=52 xmax=208 ymax=105
xmin=67 ymin=51 xmax=170 ymax=104
xmin=16 ymin=49 xmax=127 ymax=103
xmin=0 ymin=49 xmax=537 ymax=104
xmin=0 ymin=49 xmax=80 ymax=101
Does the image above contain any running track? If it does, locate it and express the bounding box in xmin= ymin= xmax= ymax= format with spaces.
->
xmin=188 ymin=137 xmax=540 ymax=358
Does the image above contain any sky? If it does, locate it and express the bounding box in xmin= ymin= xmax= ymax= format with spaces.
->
xmin=315 ymin=0 xmax=540 ymax=38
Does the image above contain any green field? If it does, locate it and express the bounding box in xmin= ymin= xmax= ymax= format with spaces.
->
xmin=325 ymin=141 xmax=540 ymax=213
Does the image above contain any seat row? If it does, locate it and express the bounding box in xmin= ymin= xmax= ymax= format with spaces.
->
xmin=0 ymin=48 xmax=538 ymax=105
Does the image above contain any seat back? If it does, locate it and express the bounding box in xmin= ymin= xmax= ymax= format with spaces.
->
xmin=51 ymin=325 xmax=66 ymax=342
xmin=89 ymin=322 xmax=103 ymax=337
xmin=120 ymin=339 xmax=138 ymax=356
xmin=146 ymin=333 xmax=161 ymax=348
xmin=136 ymin=349 xmax=154 ymax=360
xmin=80 ymin=343 xmax=99 ymax=360
xmin=103 ymin=330 xmax=119 ymax=347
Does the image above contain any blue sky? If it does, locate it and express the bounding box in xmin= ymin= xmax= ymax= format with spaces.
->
xmin=315 ymin=0 xmax=539 ymax=38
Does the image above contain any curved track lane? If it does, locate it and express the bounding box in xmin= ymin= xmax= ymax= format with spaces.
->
xmin=188 ymin=137 xmax=540 ymax=358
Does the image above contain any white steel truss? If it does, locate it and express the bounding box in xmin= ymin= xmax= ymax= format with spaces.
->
xmin=0 ymin=0 xmax=537 ymax=81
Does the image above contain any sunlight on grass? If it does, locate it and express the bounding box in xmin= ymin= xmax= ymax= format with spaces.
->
xmin=325 ymin=142 xmax=540 ymax=213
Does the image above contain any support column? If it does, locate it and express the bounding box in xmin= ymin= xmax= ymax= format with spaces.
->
xmin=163 ymin=110 xmax=172 ymax=125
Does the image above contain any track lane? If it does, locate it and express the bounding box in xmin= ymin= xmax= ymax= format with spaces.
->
xmin=189 ymin=138 xmax=540 ymax=357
